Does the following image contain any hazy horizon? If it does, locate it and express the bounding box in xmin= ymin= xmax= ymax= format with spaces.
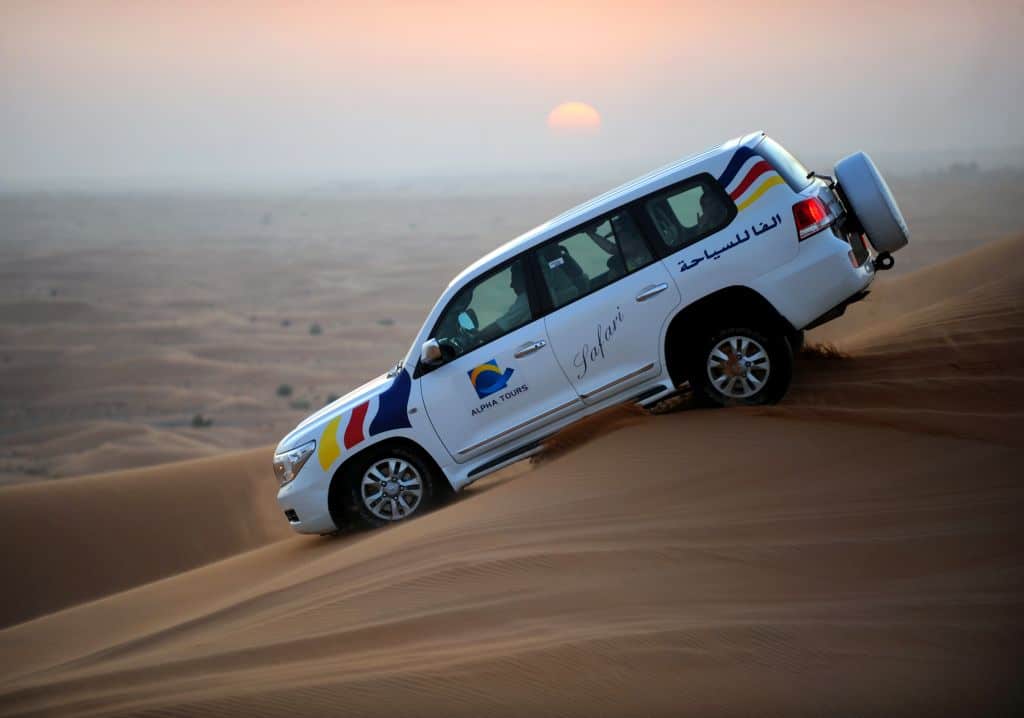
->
xmin=3 ymin=0 xmax=1023 ymax=191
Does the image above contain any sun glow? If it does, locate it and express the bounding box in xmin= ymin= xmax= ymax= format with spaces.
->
xmin=547 ymin=102 xmax=602 ymax=133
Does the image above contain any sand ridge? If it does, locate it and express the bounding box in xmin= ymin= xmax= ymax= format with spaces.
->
xmin=0 ymin=448 xmax=290 ymax=629
xmin=778 ymin=234 xmax=1024 ymax=446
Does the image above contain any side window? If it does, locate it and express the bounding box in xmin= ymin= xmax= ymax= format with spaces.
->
xmin=536 ymin=212 xmax=654 ymax=310
xmin=432 ymin=257 xmax=533 ymax=362
xmin=643 ymin=175 xmax=734 ymax=251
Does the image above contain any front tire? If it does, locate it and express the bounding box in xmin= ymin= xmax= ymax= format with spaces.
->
xmin=689 ymin=327 xmax=792 ymax=407
xmin=347 ymin=446 xmax=442 ymax=528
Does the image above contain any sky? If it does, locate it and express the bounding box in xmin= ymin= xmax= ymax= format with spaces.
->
xmin=2 ymin=0 xmax=1023 ymax=190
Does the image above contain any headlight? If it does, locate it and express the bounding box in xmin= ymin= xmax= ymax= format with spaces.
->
xmin=272 ymin=440 xmax=316 ymax=486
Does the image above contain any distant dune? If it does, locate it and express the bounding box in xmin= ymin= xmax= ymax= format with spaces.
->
xmin=0 ymin=236 xmax=1022 ymax=716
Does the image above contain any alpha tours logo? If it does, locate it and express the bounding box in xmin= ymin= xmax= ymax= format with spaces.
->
xmin=468 ymin=359 xmax=515 ymax=399
xmin=468 ymin=359 xmax=528 ymax=417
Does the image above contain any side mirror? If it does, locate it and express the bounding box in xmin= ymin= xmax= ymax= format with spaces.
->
xmin=457 ymin=310 xmax=478 ymax=332
xmin=420 ymin=338 xmax=443 ymax=366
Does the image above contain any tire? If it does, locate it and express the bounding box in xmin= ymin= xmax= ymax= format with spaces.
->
xmin=346 ymin=446 xmax=442 ymax=528
xmin=689 ymin=327 xmax=792 ymax=407
xmin=788 ymin=329 xmax=805 ymax=354
xmin=834 ymin=151 xmax=910 ymax=254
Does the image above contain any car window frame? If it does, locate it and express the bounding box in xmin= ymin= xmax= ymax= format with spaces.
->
xmin=631 ymin=172 xmax=738 ymax=257
xmin=414 ymin=254 xmax=544 ymax=378
xmin=527 ymin=207 xmax=659 ymax=317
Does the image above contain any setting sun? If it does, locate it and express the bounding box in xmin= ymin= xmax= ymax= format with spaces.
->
xmin=547 ymin=101 xmax=601 ymax=133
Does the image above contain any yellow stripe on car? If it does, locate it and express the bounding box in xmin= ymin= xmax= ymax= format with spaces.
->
xmin=318 ymin=414 xmax=342 ymax=471
xmin=737 ymin=175 xmax=785 ymax=211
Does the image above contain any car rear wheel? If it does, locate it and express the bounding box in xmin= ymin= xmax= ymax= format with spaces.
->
xmin=348 ymin=446 xmax=440 ymax=528
xmin=690 ymin=327 xmax=792 ymax=407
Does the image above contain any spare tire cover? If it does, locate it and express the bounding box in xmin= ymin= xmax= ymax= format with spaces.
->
xmin=834 ymin=152 xmax=909 ymax=253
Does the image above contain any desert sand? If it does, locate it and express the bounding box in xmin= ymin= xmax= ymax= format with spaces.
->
xmin=0 ymin=212 xmax=1022 ymax=715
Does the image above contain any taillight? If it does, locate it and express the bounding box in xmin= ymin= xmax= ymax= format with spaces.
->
xmin=792 ymin=197 xmax=833 ymax=240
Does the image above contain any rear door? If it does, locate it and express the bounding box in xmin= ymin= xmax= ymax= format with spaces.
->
xmin=419 ymin=256 xmax=581 ymax=462
xmin=536 ymin=210 xmax=681 ymax=404
xmin=641 ymin=170 xmax=797 ymax=302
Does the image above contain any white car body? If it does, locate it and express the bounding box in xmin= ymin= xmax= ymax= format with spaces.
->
xmin=275 ymin=131 xmax=890 ymax=534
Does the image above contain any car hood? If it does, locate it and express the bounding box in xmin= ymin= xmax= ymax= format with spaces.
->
xmin=275 ymin=372 xmax=391 ymax=454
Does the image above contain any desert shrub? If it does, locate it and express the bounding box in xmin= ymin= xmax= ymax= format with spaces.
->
xmin=376 ymin=318 xmax=395 ymax=326
xmin=191 ymin=413 xmax=214 ymax=428
xmin=280 ymin=318 xmax=291 ymax=327
xmin=324 ymin=393 xmax=340 ymax=405
xmin=276 ymin=383 xmax=293 ymax=397
xmin=289 ymin=399 xmax=311 ymax=410
xmin=309 ymin=322 xmax=322 ymax=335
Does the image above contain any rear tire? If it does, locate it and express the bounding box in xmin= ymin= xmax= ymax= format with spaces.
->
xmin=346 ymin=446 xmax=442 ymax=529
xmin=689 ymin=327 xmax=792 ymax=407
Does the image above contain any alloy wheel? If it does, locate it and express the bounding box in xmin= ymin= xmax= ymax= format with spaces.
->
xmin=706 ymin=334 xmax=771 ymax=399
xmin=360 ymin=458 xmax=424 ymax=521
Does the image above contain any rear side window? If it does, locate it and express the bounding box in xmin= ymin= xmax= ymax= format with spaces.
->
xmin=536 ymin=211 xmax=653 ymax=310
xmin=758 ymin=137 xmax=813 ymax=191
xmin=643 ymin=174 xmax=735 ymax=251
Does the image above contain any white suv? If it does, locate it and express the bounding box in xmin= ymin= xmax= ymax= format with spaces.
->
xmin=273 ymin=131 xmax=909 ymax=533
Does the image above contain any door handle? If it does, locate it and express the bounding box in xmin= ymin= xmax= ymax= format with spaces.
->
xmin=635 ymin=283 xmax=669 ymax=302
xmin=513 ymin=340 xmax=547 ymax=358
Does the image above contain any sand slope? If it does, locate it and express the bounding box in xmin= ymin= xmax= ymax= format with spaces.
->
xmin=786 ymin=233 xmax=1024 ymax=446
xmin=0 ymin=448 xmax=290 ymax=628
xmin=1 ymin=236 xmax=1023 ymax=716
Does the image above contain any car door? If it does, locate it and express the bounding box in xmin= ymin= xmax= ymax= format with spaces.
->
xmin=639 ymin=171 xmax=796 ymax=302
xmin=419 ymin=256 xmax=582 ymax=462
xmin=537 ymin=210 xmax=681 ymax=404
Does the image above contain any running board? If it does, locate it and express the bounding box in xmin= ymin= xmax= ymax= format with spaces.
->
xmin=630 ymin=384 xmax=669 ymax=405
xmin=464 ymin=385 xmax=673 ymax=484
xmin=466 ymin=440 xmax=545 ymax=480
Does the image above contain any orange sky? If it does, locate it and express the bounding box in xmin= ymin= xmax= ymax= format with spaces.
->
xmin=2 ymin=0 xmax=1022 ymax=189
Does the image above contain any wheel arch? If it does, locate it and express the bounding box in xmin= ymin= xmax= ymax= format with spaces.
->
xmin=663 ymin=285 xmax=795 ymax=386
xmin=326 ymin=436 xmax=451 ymax=530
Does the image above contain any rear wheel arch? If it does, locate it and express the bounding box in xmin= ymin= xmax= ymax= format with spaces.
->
xmin=327 ymin=437 xmax=452 ymax=530
xmin=663 ymin=285 xmax=795 ymax=386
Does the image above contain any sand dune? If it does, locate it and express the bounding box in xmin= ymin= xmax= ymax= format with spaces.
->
xmin=1 ymin=416 xmax=1020 ymax=716
xmin=783 ymin=234 xmax=1024 ymax=446
xmin=0 ymin=448 xmax=290 ymax=628
xmin=0 ymin=236 xmax=1022 ymax=715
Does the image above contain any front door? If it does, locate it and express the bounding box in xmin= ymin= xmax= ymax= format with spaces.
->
xmin=535 ymin=210 xmax=681 ymax=403
xmin=420 ymin=257 xmax=581 ymax=462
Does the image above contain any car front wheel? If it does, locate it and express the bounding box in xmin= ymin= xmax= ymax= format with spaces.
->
xmin=690 ymin=327 xmax=792 ymax=407
xmin=347 ymin=447 xmax=442 ymax=528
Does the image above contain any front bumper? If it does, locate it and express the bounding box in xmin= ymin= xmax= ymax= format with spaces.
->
xmin=276 ymin=468 xmax=337 ymax=535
